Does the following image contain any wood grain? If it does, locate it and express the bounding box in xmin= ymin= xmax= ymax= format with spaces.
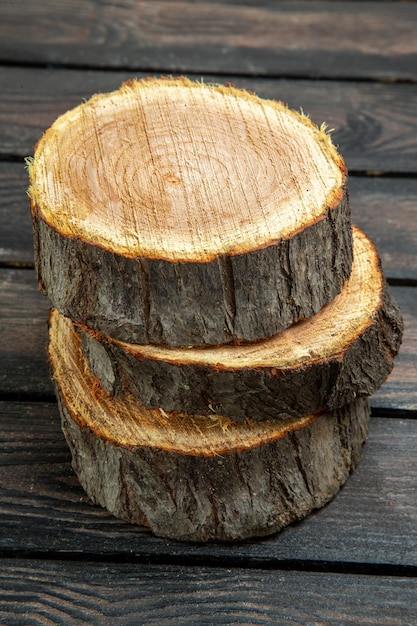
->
xmin=2 ymin=67 xmax=417 ymax=174
xmin=0 ymin=559 xmax=416 ymax=625
xmin=0 ymin=0 xmax=415 ymax=614
xmin=372 ymin=286 xmax=417 ymax=412
xmin=2 ymin=160 xmax=417 ymax=281
xmin=349 ymin=176 xmax=417 ymax=281
xmin=29 ymin=77 xmax=347 ymax=262
xmin=1 ymin=1 xmax=416 ymax=79
xmin=0 ymin=163 xmax=34 ymax=265
xmin=0 ymin=269 xmax=51 ymax=397
xmin=1 ymin=400 xmax=417 ymax=568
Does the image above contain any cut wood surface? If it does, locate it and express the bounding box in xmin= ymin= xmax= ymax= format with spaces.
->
xmin=30 ymin=76 xmax=352 ymax=346
xmin=1 ymin=560 xmax=416 ymax=626
xmin=1 ymin=1 xmax=417 ymax=80
xmin=79 ymin=227 xmax=403 ymax=421
xmin=49 ymin=308 xmax=369 ymax=541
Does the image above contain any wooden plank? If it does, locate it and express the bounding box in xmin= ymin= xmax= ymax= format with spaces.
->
xmin=349 ymin=177 xmax=417 ymax=281
xmin=2 ymin=66 xmax=417 ymax=173
xmin=1 ymin=400 xmax=417 ymax=568
xmin=0 ymin=559 xmax=416 ymax=625
xmin=0 ymin=269 xmax=415 ymax=410
xmin=3 ymin=160 xmax=417 ymax=280
xmin=0 ymin=163 xmax=33 ymax=265
xmin=372 ymin=286 xmax=417 ymax=412
xmin=1 ymin=1 xmax=416 ymax=80
xmin=0 ymin=269 xmax=51 ymax=397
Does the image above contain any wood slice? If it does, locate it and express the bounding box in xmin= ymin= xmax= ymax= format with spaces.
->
xmin=48 ymin=308 xmax=370 ymax=542
xmin=29 ymin=76 xmax=352 ymax=347
xmin=78 ymin=227 xmax=403 ymax=421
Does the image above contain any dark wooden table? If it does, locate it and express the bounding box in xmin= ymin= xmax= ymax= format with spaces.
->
xmin=1 ymin=2 xmax=417 ymax=623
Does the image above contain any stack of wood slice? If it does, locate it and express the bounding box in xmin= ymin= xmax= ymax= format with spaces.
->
xmin=28 ymin=77 xmax=403 ymax=542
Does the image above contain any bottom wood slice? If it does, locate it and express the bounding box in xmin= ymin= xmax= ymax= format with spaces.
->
xmin=49 ymin=309 xmax=370 ymax=542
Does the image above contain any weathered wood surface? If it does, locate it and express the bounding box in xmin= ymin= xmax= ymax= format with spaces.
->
xmin=1 ymin=0 xmax=416 ymax=617
xmin=1 ymin=1 xmax=416 ymax=80
xmin=2 ymin=67 xmax=417 ymax=175
xmin=0 ymin=269 xmax=51 ymax=398
xmin=34 ymin=199 xmax=352 ymax=345
xmin=349 ymin=177 xmax=417 ymax=281
xmin=1 ymin=559 xmax=416 ymax=625
xmin=372 ymin=286 xmax=417 ymax=413
xmin=3 ymin=161 xmax=417 ymax=281
xmin=0 ymin=164 xmax=35 ymax=266
xmin=1 ymin=400 xmax=417 ymax=569
xmin=60 ymin=396 xmax=369 ymax=542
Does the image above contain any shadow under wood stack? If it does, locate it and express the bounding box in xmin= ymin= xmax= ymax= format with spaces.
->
xmin=28 ymin=77 xmax=403 ymax=542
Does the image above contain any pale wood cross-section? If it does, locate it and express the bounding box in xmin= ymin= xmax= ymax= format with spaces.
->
xmin=79 ymin=227 xmax=403 ymax=421
xmin=30 ymin=77 xmax=352 ymax=346
xmin=49 ymin=308 xmax=370 ymax=542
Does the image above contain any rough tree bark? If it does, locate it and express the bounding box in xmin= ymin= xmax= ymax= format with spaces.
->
xmin=49 ymin=308 xmax=370 ymax=542
xmin=29 ymin=76 xmax=352 ymax=347
xmin=78 ymin=227 xmax=403 ymax=421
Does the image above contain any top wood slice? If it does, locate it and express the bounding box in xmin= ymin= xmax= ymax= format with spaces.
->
xmin=29 ymin=77 xmax=351 ymax=347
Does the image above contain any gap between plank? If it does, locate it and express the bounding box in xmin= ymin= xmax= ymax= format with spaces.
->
xmin=0 ymin=59 xmax=416 ymax=85
xmin=0 ymin=550 xmax=416 ymax=579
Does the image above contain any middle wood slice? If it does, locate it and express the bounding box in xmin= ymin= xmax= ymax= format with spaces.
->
xmin=78 ymin=227 xmax=403 ymax=422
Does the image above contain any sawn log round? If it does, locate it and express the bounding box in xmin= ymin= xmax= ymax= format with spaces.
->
xmin=78 ymin=227 xmax=403 ymax=421
xmin=29 ymin=77 xmax=352 ymax=346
